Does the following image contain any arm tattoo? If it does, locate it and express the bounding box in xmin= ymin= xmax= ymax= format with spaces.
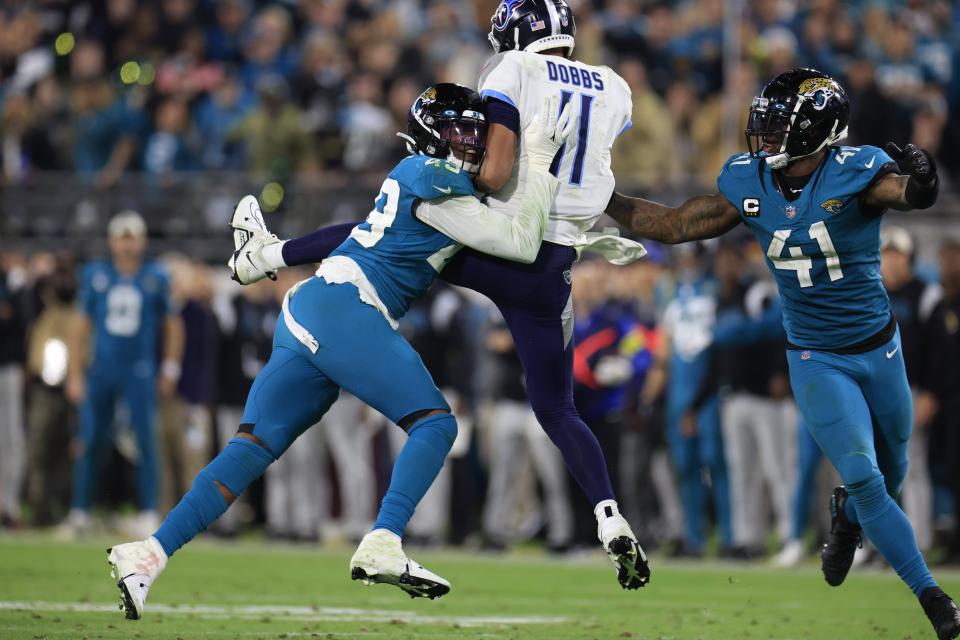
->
xmin=863 ymin=174 xmax=912 ymax=211
xmin=605 ymin=192 xmax=741 ymax=244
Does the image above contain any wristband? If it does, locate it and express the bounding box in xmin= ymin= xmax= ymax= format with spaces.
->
xmin=905 ymin=175 xmax=938 ymax=210
xmin=161 ymin=359 xmax=182 ymax=380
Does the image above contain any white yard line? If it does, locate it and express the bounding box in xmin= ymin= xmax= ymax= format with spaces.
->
xmin=0 ymin=601 xmax=567 ymax=627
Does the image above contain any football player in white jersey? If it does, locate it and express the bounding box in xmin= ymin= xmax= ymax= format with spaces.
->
xmin=229 ymin=0 xmax=650 ymax=590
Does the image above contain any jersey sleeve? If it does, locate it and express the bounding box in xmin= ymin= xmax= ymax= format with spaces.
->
xmin=611 ymin=72 xmax=633 ymax=137
xmin=837 ymin=144 xmax=897 ymax=195
xmin=408 ymin=157 xmax=476 ymax=201
xmin=478 ymin=52 xmax=522 ymax=110
xmin=716 ymin=153 xmax=755 ymax=210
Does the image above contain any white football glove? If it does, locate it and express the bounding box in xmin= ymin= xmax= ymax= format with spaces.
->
xmin=525 ymin=94 xmax=577 ymax=172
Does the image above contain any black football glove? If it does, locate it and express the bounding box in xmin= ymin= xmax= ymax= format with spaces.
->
xmin=885 ymin=142 xmax=938 ymax=188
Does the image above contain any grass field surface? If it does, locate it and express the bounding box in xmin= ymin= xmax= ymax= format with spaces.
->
xmin=0 ymin=535 xmax=956 ymax=639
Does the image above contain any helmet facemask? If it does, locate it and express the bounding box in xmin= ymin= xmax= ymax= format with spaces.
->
xmin=441 ymin=113 xmax=487 ymax=175
xmin=746 ymin=94 xmax=847 ymax=170
xmin=401 ymin=92 xmax=488 ymax=176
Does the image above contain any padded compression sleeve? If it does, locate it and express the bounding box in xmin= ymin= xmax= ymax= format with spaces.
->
xmin=486 ymin=98 xmax=521 ymax=135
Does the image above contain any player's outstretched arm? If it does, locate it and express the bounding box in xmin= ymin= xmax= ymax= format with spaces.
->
xmin=862 ymin=143 xmax=939 ymax=212
xmin=604 ymin=191 xmax=741 ymax=244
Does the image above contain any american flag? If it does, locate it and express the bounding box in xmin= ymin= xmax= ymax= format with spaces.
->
xmin=530 ymin=19 xmax=546 ymax=31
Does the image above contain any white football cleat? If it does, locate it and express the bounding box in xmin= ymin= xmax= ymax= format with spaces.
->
xmin=228 ymin=195 xmax=281 ymax=285
xmin=349 ymin=529 xmax=450 ymax=599
xmin=772 ymin=539 xmax=806 ymax=568
xmin=107 ymin=537 xmax=168 ymax=620
xmin=598 ymin=512 xmax=650 ymax=590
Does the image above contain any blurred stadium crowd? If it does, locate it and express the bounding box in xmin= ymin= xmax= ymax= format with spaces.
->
xmin=0 ymin=0 xmax=957 ymax=189
xmin=0 ymin=0 xmax=959 ymax=567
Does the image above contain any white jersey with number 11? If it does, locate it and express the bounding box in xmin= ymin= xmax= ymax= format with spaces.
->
xmin=479 ymin=50 xmax=633 ymax=246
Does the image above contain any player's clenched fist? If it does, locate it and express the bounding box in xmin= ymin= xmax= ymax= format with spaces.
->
xmin=885 ymin=142 xmax=938 ymax=187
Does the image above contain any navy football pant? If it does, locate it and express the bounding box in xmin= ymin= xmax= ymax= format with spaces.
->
xmin=283 ymin=228 xmax=616 ymax=505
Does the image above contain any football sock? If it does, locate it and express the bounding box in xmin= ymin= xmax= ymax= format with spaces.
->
xmin=594 ymin=499 xmax=622 ymax=523
xmin=261 ymin=241 xmax=287 ymax=270
xmin=154 ymin=438 xmax=273 ymax=557
xmin=281 ymin=221 xmax=357 ymax=267
xmin=374 ymin=413 xmax=458 ymax=537
xmin=847 ymin=474 xmax=937 ymax=597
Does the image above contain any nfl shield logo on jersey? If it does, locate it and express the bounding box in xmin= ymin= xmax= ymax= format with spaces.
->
xmin=800 ymin=351 xmax=811 ymax=360
xmin=785 ymin=205 xmax=797 ymax=219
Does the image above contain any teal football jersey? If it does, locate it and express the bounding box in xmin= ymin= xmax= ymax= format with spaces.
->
xmin=78 ymin=260 xmax=172 ymax=367
xmin=332 ymin=155 xmax=476 ymax=320
xmin=717 ymin=145 xmax=896 ymax=350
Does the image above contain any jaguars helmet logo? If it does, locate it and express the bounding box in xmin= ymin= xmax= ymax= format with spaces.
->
xmin=798 ymin=77 xmax=839 ymax=111
xmin=820 ymin=198 xmax=844 ymax=214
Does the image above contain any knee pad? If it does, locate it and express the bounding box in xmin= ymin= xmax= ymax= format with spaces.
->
xmin=407 ymin=412 xmax=458 ymax=449
xmin=206 ymin=438 xmax=275 ymax=496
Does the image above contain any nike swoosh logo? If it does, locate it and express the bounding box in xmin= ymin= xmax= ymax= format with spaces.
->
xmin=886 ymin=345 xmax=899 ymax=359
xmin=865 ymin=155 xmax=875 ymax=169
xmin=433 ymin=185 xmax=452 ymax=195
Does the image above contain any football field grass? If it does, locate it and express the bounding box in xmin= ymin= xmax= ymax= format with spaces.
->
xmin=0 ymin=534 xmax=956 ymax=639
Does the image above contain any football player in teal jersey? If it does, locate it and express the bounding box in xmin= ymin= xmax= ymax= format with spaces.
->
xmin=105 ymin=84 xmax=574 ymax=619
xmin=604 ymin=68 xmax=956 ymax=639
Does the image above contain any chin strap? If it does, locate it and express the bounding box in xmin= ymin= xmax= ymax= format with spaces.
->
xmin=396 ymin=132 xmax=418 ymax=155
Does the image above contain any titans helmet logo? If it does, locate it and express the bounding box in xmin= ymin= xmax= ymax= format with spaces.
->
xmin=798 ymin=77 xmax=838 ymax=111
xmin=820 ymin=198 xmax=844 ymax=214
xmin=492 ymin=0 xmax=526 ymax=31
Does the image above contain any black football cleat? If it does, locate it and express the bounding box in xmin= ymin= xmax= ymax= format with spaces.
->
xmin=921 ymin=587 xmax=960 ymax=640
xmin=821 ymin=486 xmax=862 ymax=587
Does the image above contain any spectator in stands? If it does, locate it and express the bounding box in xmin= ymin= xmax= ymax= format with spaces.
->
xmin=240 ymin=5 xmax=298 ymax=90
xmin=70 ymin=75 xmax=142 ymax=188
xmin=228 ymin=74 xmax=317 ymax=181
xmin=205 ymin=0 xmax=251 ymax=64
xmin=143 ymin=98 xmax=198 ymax=177
xmin=611 ymin=59 xmax=680 ymax=190
xmin=193 ymin=71 xmax=253 ymax=171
